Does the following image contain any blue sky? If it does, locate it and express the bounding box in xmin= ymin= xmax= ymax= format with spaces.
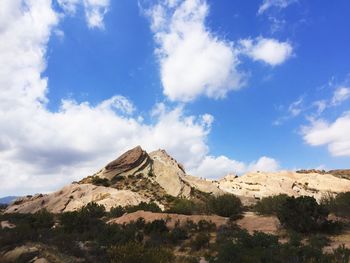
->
xmin=1 ymin=0 xmax=350 ymax=196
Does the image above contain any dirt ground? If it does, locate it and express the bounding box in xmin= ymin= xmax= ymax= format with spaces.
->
xmin=109 ymin=210 xmax=280 ymax=234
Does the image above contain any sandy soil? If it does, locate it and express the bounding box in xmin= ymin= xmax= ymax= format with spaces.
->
xmin=109 ymin=210 xmax=280 ymax=234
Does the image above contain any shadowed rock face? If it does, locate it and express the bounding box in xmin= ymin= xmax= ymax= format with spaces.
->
xmin=94 ymin=146 xmax=153 ymax=180
xmin=105 ymin=146 xmax=147 ymax=172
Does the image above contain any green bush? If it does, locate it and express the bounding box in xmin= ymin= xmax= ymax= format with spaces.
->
xmin=208 ymin=194 xmax=243 ymax=219
xmin=144 ymin=219 xmax=168 ymax=234
xmin=108 ymin=242 xmax=174 ymax=263
xmin=91 ymin=176 xmax=111 ymax=187
xmin=254 ymin=194 xmax=289 ymax=215
xmin=59 ymin=202 xmax=105 ymax=234
xmin=322 ymin=192 xmax=350 ymax=218
xmin=167 ymin=198 xmax=196 ymax=215
xmin=109 ymin=206 xmax=126 ymax=218
xmin=191 ymin=232 xmax=210 ymax=251
xmin=276 ymin=196 xmax=329 ymax=233
xmin=169 ymin=226 xmax=188 ymax=244
xmin=126 ymin=202 xmax=161 ymax=213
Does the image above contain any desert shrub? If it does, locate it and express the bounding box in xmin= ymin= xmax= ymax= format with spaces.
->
xmin=307 ymin=234 xmax=330 ymax=249
xmin=144 ymin=219 xmax=168 ymax=234
xmin=59 ymin=202 xmax=105 ymax=235
xmin=191 ymin=232 xmax=210 ymax=251
xmin=216 ymin=223 xmax=242 ymax=244
xmin=109 ymin=206 xmax=126 ymax=218
xmin=95 ymin=223 xmax=141 ymax=247
xmin=208 ymin=194 xmax=243 ymax=219
xmin=330 ymin=245 xmax=350 ymax=263
xmin=91 ymin=176 xmax=111 ymax=187
xmin=276 ymin=196 xmax=329 ymax=233
xmin=184 ymin=220 xmax=198 ymax=233
xmin=254 ymin=194 xmax=289 ymax=215
xmin=169 ymin=226 xmax=188 ymax=244
xmin=322 ymin=192 xmax=350 ymax=218
xmin=213 ymin=230 xmax=280 ymax=263
xmin=167 ymin=198 xmax=196 ymax=215
xmin=197 ymin=220 xmax=216 ymax=232
xmin=126 ymin=202 xmax=161 ymax=213
xmin=108 ymin=242 xmax=174 ymax=263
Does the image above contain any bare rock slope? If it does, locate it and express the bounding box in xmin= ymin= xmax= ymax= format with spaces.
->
xmin=5 ymin=146 xmax=350 ymax=213
xmin=218 ymin=170 xmax=350 ymax=201
xmin=6 ymin=146 xmax=222 ymax=213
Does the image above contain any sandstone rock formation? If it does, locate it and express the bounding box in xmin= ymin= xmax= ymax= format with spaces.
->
xmin=93 ymin=146 xmax=153 ymax=180
xmin=6 ymin=146 xmax=222 ymax=213
xmin=218 ymin=170 xmax=350 ymax=201
xmin=5 ymin=146 xmax=350 ymax=214
xmin=5 ymin=183 xmax=149 ymax=213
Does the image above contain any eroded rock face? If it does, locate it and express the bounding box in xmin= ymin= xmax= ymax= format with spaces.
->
xmin=218 ymin=171 xmax=350 ymax=201
xmin=94 ymin=146 xmax=152 ymax=180
xmin=5 ymin=184 xmax=148 ymax=213
xmin=149 ymin=149 xmax=191 ymax=197
xmin=8 ymin=146 xmax=349 ymax=214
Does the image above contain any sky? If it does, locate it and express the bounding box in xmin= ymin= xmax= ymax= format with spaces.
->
xmin=1 ymin=0 xmax=350 ymax=196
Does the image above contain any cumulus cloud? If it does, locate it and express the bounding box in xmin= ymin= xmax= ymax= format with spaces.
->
xmin=0 ymin=0 xmax=280 ymax=196
xmin=302 ymin=112 xmax=350 ymax=157
xmin=146 ymin=0 xmax=245 ymax=102
xmin=0 ymin=0 xmax=211 ymax=195
xmin=258 ymin=0 xmax=297 ymax=14
xmin=239 ymin=38 xmax=293 ymax=66
xmin=189 ymin=155 xmax=279 ymax=179
xmin=57 ymin=0 xmax=110 ymax=29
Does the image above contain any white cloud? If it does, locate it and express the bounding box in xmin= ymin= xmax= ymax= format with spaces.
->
xmin=239 ymin=38 xmax=293 ymax=66
xmin=147 ymin=0 xmax=245 ymax=102
xmin=331 ymin=86 xmax=350 ymax=106
xmin=189 ymin=155 xmax=279 ymax=179
xmin=302 ymin=112 xmax=350 ymax=157
xmin=57 ymin=0 xmax=110 ymax=29
xmin=0 ymin=0 xmax=281 ymax=196
xmin=258 ymin=0 xmax=297 ymax=15
xmin=0 ymin=0 xmax=212 ymax=196
xmin=288 ymin=97 xmax=303 ymax=117
xmin=248 ymin=156 xmax=280 ymax=172
xmin=189 ymin=155 xmax=246 ymax=179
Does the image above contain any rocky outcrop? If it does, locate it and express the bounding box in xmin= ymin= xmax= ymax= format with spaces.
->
xmin=149 ymin=149 xmax=191 ymax=197
xmin=297 ymin=169 xmax=350 ymax=180
xmin=6 ymin=146 xmax=349 ymax=214
xmin=93 ymin=146 xmax=153 ymax=180
xmin=218 ymin=171 xmax=350 ymax=201
xmin=5 ymin=183 xmax=149 ymax=213
xmin=6 ymin=146 xmax=223 ymax=213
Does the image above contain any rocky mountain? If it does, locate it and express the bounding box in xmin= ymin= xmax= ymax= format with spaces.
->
xmin=6 ymin=146 xmax=222 ymax=213
xmin=5 ymin=146 xmax=350 ymax=213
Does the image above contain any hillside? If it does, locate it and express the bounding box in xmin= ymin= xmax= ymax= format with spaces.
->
xmin=5 ymin=146 xmax=350 ymax=214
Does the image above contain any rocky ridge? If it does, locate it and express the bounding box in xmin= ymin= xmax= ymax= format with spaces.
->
xmin=6 ymin=146 xmax=222 ymax=213
xmin=5 ymin=146 xmax=350 ymax=213
xmin=218 ymin=170 xmax=350 ymax=201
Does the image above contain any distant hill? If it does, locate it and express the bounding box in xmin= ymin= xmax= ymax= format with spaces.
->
xmin=0 ymin=196 xmax=18 ymax=204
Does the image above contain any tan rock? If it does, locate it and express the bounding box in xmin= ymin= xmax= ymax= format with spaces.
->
xmin=218 ymin=170 xmax=350 ymax=201
xmin=5 ymin=183 xmax=148 ymax=213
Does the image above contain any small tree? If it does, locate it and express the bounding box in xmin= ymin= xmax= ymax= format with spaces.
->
xmin=322 ymin=192 xmax=350 ymax=218
xmin=208 ymin=194 xmax=243 ymax=219
xmin=167 ymin=198 xmax=195 ymax=215
xmin=277 ymin=196 xmax=329 ymax=233
xmin=254 ymin=194 xmax=289 ymax=215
